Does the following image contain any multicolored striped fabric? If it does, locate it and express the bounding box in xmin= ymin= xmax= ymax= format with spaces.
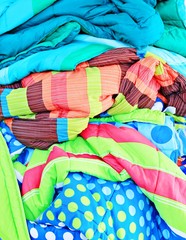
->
xmin=119 ymin=54 xmax=186 ymax=117
xmin=0 ymin=48 xmax=139 ymax=149
xmin=1 ymin=50 xmax=186 ymax=149
xmin=15 ymin=122 xmax=186 ymax=237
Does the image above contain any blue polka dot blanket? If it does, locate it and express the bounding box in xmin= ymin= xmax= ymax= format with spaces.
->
xmin=27 ymin=172 xmax=184 ymax=240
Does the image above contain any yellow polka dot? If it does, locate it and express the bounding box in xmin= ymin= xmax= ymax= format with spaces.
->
xmin=63 ymin=177 xmax=71 ymax=186
xmin=72 ymin=217 xmax=82 ymax=229
xmin=77 ymin=184 xmax=86 ymax=192
xmin=68 ymin=202 xmax=78 ymax=212
xmin=92 ymin=192 xmax=101 ymax=202
xmin=46 ymin=211 xmax=54 ymax=221
xmin=129 ymin=222 xmax=136 ymax=233
xmin=58 ymin=212 xmax=66 ymax=222
xmin=84 ymin=211 xmax=94 ymax=222
xmin=108 ymin=234 xmax=115 ymax=240
xmin=64 ymin=188 xmax=75 ymax=197
xmin=86 ymin=228 xmax=94 ymax=239
xmin=117 ymin=228 xmax=126 ymax=239
xmin=138 ymin=233 xmax=144 ymax=240
xmin=81 ymin=196 xmax=90 ymax=206
xmin=106 ymin=201 xmax=113 ymax=210
xmin=108 ymin=216 xmax=113 ymax=227
xmin=54 ymin=199 xmax=62 ymax=208
xmin=98 ymin=222 xmax=106 ymax=233
xmin=117 ymin=211 xmax=126 ymax=222
xmin=96 ymin=206 xmax=105 ymax=216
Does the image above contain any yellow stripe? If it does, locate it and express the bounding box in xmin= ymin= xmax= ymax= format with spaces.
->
xmin=8 ymin=88 xmax=33 ymax=116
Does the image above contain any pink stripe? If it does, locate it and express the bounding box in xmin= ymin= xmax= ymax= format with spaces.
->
xmin=81 ymin=123 xmax=156 ymax=149
xmin=22 ymin=147 xmax=101 ymax=195
xmin=103 ymin=153 xmax=186 ymax=205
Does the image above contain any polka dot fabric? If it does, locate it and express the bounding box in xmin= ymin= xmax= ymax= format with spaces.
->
xmin=28 ymin=172 xmax=183 ymax=240
xmin=0 ymin=121 xmax=25 ymax=159
xmin=127 ymin=116 xmax=186 ymax=163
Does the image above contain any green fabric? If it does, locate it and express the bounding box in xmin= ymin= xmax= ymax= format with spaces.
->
xmin=0 ymin=133 xmax=29 ymax=240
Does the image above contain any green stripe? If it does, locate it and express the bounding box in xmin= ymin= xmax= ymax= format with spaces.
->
xmin=86 ymin=67 xmax=103 ymax=117
xmin=0 ymin=133 xmax=29 ymax=240
xmin=7 ymin=88 xmax=33 ymax=116
xmin=23 ymin=157 xmax=129 ymax=220
xmin=142 ymin=188 xmax=186 ymax=234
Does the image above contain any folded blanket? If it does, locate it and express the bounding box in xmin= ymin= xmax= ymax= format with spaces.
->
xmin=0 ymin=0 xmax=163 ymax=66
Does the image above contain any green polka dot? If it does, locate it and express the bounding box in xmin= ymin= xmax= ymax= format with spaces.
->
xmin=46 ymin=210 xmax=54 ymax=221
xmin=64 ymin=188 xmax=75 ymax=197
xmin=81 ymin=196 xmax=90 ymax=206
xmin=92 ymin=192 xmax=101 ymax=202
xmin=39 ymin=215 xmax=43 ymax=221
xmin=129 ymin=222 xmax=136 ymax=233
xmin=77 ymin=184 xmax=86 ymax=192
xmin=68 ymin=202 xmax=78 ymax=212
xmin=108 ymin=234 xmax=115 ymax=240
xmin=86 ymin=228 xmax=94 ymax=239
xmin=96 ymin=206 xmax=105 ymax=216
xmin=63 ymin=177 xmax=71 ymax=186
xmin=106 ymin=201 xmax=113 ymax=210
xmin=117 ymin=228 xmax=126 ymax=239
xmin=54 ymin=199 xmax=62 ymax=208
xmin=117 ymin=211 xmax=126 ymax=222
xmin=98 ymin=222 xmax=106 ymax=233
xmin=138 ymin=233 xmax=144 ymax=240
xmin=72 ymin=217 xmax=82 ymax=229
xmin=84 ymin=211 xmax=94 ymax=222
xmin=108 ymin=216 xmax=113 ymax=227
xmin=58 ymin=212 xmax=66 ymax=222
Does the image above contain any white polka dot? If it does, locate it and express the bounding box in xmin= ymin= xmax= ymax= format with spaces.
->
xmin=58 ymin=222 xmax=65 ymax=227
xmin=151 ymin=221 xmax=155 ymax=229
xmin=73 ymin=173 xmax=82 ymax=181
xmin=146 ymin=211 xmax=151 ymax=221
xmin=45 ymin=231 xmax=56 ymax=240
xmin=146 ymin=226 xmax=150 ymax=237
xmin=113 ymin=184 xmax=120 ymax=190
xmin=129 ymin=205 xmax=136 ymax=216
xmin=116 ymin=194 xmax=125 ymax=205
xmin=5 ymin=134 xmax=11 ymax=142
xmin=80 ymin=233 xmax=87 ymax=240
xmin=126 ymin=189 xmax=134 ymax=199
xmin=156 ymin=216 xmax=161 ymax=225
xmin=162 ymin=229 xmax=170 ymax=239
xmin=102 ymin=186 xmax=111 ymax=196
xmin=14 ymin=140 xmax=22 ymax=146
xmin=1 ymin=128 xmax=6 ymax=134
xmin=97 ymin=179 xmax=106 ymax=184
xmin=40 ymin=224 xmax=47 ymax=228
xmin=138 ymin=200 xmax=144 ymax=210
xmin=151 ymin=235 xmax=156 ymax=240
xmin=30 ymin=228 xmax=39 ymax=239
xmin=136 ymin=186 xmax=142 ymax=194
xmin=63 ymin=232 xmax=74 ymax=240
xmin=86 ymin=183 xmax=95 ymax=190
xmin=139 ymin=216 xmax=145 ymax=227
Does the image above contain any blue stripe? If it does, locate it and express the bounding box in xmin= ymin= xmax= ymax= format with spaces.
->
xmin=1 ymin=89 xmax=12 ymax=117
xmin=56 ymin=118 xmax=68 ymax=142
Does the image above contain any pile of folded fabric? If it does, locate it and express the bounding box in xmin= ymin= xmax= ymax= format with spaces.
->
xmin=0 ymin=0 xmax=186 ymax=240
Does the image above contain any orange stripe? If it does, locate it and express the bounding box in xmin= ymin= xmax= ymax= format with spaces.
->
xmin=66 ymin=68 xmax=90 ymax=118
xmin=42 ymin=75 xmax=56 ymax=111
xmin=99 ymin=64 xmax=121 ymax=111
xmin=126 ymin=71 xmax=159 ymax=100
